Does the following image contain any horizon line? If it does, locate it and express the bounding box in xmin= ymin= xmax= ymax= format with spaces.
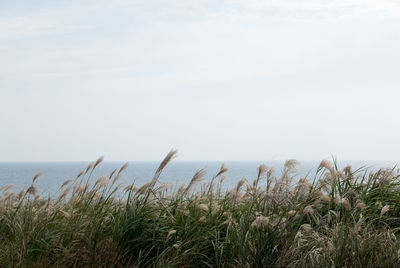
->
xmin=0 ymin=159 xmax=399 ymax=163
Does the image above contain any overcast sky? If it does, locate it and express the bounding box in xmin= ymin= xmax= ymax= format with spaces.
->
xmin=1 ymin=0 xmax=400 ymax=161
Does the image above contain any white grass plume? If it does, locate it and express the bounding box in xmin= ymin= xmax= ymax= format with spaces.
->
xmin=183 ymin=169 xmax=206 ymax=196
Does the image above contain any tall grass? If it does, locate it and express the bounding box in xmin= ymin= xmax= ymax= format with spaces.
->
xmin=1 ymin=152 xmax=400 ymax=267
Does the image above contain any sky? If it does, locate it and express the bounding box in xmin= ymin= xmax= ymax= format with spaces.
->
xmin=1 ymin=0 xmax=400 ymax=161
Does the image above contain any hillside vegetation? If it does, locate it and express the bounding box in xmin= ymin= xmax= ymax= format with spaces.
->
xmin=1 ymin=151 xmax=400 ymax=267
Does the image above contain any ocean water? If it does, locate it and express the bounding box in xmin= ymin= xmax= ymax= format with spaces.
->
xmin=0 ymin=160 xmax=398 ymax=196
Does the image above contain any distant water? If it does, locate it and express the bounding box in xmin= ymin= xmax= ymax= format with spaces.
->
xmin=0 ymin=161 xmax=398 ymax=196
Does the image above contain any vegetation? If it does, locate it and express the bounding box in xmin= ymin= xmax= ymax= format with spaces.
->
xmin=1 ymin=151 xmax=400 ymax=267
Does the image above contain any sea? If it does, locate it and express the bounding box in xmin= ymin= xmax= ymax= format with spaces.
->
xmin=0 ymin=160 xmax=398 ymax=196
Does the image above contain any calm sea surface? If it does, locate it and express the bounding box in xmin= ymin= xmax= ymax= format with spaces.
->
xmin=0 ymin=161 xmax=398 ymax=195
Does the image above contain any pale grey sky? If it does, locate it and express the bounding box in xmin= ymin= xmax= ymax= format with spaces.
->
xmin=1 ymin=0 xmax=400 ymax=161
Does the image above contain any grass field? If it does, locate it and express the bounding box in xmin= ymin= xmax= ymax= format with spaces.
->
xmin=1 ymin=150 xmax=400 ymax=267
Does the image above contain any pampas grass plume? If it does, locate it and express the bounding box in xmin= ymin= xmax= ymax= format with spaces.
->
xmin=85 ymin=162 xmax=95 ymax=174
xmin=61 ymin=179 xmax=73 ymax=189
xmin=118 ymin=162 xmax=129 ymax=175
xmin=356 ymin=199 xmax=366 ymax=210
xmin=156 ymin=150 xmax=177 ymax=174
xmin=0 ymin=184 xmax=14 ymax=192
xmin=319 ymin=195 xmax=330 ymax=203
xmin=32 ymin=171 xmax=43 ymax=183
xmin=303 ymin=205 xmax=315 ymax=215
xmin=93 ymin=156 xmax=104 ymax=169
xmin=167 ymin=230 xmax=176 ymax=238
xmin=136 ymin=181 xmax=153 ymax=195
xmin=26 ymin=184 xmax=37 ymax=195
xmin=251 ymin=213 xmax=270 ymax=228
xmin=198 ymin=203 xmax=209 ymax=211
xmin=183 ymin=169 xmax=206 ymax=195
xmin=284 ymin=159 xmax=299 ymax=170
xmin=381 ymin=205 xmax=390 ymax=217
xmin=341 ymin=198 xmax=351 ymax=210
xmin=216 ymin=163 xmax=228 ymax=177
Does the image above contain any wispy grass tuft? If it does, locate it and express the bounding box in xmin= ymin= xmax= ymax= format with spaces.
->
xmin=1 ymin=152 xmax=400 ymax=267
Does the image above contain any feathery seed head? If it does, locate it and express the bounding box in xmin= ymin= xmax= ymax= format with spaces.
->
xmin=198 ymin=203 xmax=209 ymax=211
xmin=377 ymin=168 xmax=394 ymax=185
xmin=136 ymin=181 xmax=153 ymax=195
xmin=303 ymin=205 xmax=315 ymax=215
xmin=216 ymin=163 xmax=228 ymax=177
xmin=165 ymin=194 xmax=174 ymax=200
xmin=223 ymin=211 xmax=232 ymax=218
xmin=324 ymin=172 xmax=337 ymax=185
xmin=212 ymin=204 xmax=221 ymax=214
xmin=85 ymin=162 xmax=95 ymax=174
xmin=300 ymin=223 xmax=313 ymax=232
xmin=381 ymin=205 xmax=390 ymax=217
xmin=32 ymin=171 xmax=43 ymax=183
xmin=118 ymin=162 xmax=129 ymax=175
xmin=156 ymin=150 xmax=178 ymax=174
xmin=93 ymin=156 xmax=104 ymax=169
xmin=125 ymin=183 xmax=136 ymax=192
xmin=288 ymin=210 xmax=296 ymax=216
xmin=0 ymin=184 xmax=14 ymax=192
xmin=3 ymin=192 xmax=14 ymax=201
xmin=26 ymin=184 xmax=37 ymax=196
xmin=319 ymin=194 xmax=331 ymax=203
xmin=182 ymin=209 xmax=189 ymax=216
xmin=173 ymin=242 xmax=181 ymax=249
xmin=76 ymin=170 xmax=85 ymax=180
xmin=343 ymin=165 xmax=352 ymax=176
xmin=341 ymin=198 xmax=351 ymax=210
xmin=284 ymin=159 xmax=299 ymax=170
xmin=60 ymin=210 xmax=70 ymax=218
xmin=183 ymin=169 xmax=206 ymax=195
xmin=222 ymin=213 xmax=237 ymax=225
xmin=311 ymin=190 xmax=323 ymax=198
xmin=17 ymin=189 xmax=25 ymax=199
xmin=354 ymin=213 xmax=364 ymax=233
xmin=155 ymin=183 xmax=170 ymax=193
xmin=257 ymin=164 xmax=268 ymax=179
xmin=298 ymin=177 xmax=311 ymax=185
xmin=336 ymin=171 xmax=346 ymax=180
xmin=355 ymin=199 xmax=366 ymax=210
xmin=95 ymin=175 xmax=109 ymax=187
xmin=297 ymin=178 xmax=311 ymax=194
xmin=251 ymin=213 xmax=270 ymax=228
xmin=167 ymin=230 xmax=176 ymax=238
xmin=319 ymin=160 xmax=336 ymax=176
xmin=334 ymin=195 xmax=341 ymax=205
xmin=109 ymin=168 xmax=117 ymax=179
xmin=58 ymin=185 xmax=72 ymax=201
xmin=235 ymin=179 xmax=246 ymax=193
xmin=267 ymin=168 xmax=274 ymax=179
xmin=264 ymin=193 xmax=277 ymax=201
xmin=61 ymin=179 xmax=73 ymax=189
xmin=319 ymin=159 xmax=332 ymax=170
